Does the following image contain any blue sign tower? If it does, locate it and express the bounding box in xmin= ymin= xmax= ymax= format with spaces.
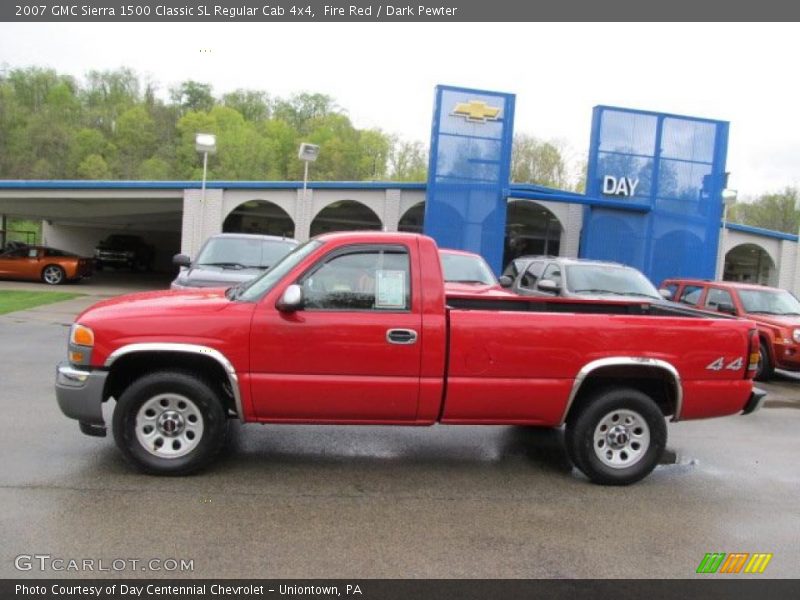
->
xmin=423 ymin=85 xmax=516 ymax=273
xmin=581 ymin=106 xmax=730 ymax=285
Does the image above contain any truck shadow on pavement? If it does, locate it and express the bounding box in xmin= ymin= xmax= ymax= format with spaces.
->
xmin=216 ymin=422 xmax=576 ymax=476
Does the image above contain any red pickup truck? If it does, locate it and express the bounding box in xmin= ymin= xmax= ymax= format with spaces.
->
xmin=56 ymin=232 xmax=764 ymax=485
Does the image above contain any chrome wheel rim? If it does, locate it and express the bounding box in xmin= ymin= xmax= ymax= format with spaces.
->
xmin=135 ymin=393 xmax=204 ymax=458
xmin=593 ymin=409 xmax=650 ymax=469
xmin=43 ymin=266 xmax=63 ymax=284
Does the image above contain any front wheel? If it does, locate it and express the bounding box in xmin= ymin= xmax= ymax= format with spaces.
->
xmin=755 ymin=342 xmax=773 ymax=382
xmin=565 ymin=387 xmax=667 ymax=486
xmin=112 ymin=370 xmax=228 ymax=475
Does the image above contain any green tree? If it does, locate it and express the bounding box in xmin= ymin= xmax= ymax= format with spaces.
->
xmin=171 ymin=80 xmax=214 ymax=113
xmin=389 ymin=140 xmax=428 ymax=181
xmin=114 ymin=106 xmax=157 ymax=178
xmin=138 ymin=157 xmax=171 ymax=179
xmin=729 ymin=187 xmax=800 ymax=234
xmin=223 ymin=89 xmax=270 ymax=122
xmin=77 ymin=154 xmax=111 ymax=179
xmin=512 ymin=134 xmax=569 ymax=188
xmin=273 ymin=92 xmax=338 ymax=133
xmin=83 ymin=68 xmax=139 ymax=133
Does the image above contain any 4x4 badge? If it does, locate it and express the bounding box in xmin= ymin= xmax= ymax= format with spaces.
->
xmin=706 ymin=357 xmax=744 ymax=371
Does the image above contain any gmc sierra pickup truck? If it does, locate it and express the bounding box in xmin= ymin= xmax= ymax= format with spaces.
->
xmin=55 ymin=232 xmax=765 ymax=485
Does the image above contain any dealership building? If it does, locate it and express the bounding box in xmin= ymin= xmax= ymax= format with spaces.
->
xmin=0 ymin=85 xmax=798 ymax=292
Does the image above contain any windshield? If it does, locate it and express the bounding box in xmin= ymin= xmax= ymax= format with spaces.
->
xmin=196 ymin=237 xmax=297 ymax=269
xmin=440 ymin=252 xmax=498 ymax=285
xmin=237 ymin=240 xmax=323 ymax=301
xmin=738 ymin=288 xmax=800 ymax=315
xmin=565 ymin=264 xmax=660 ymax=299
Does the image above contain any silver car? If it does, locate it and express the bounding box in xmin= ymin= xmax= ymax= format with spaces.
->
xmin=171 ymin=233 xmax=298 ymax=290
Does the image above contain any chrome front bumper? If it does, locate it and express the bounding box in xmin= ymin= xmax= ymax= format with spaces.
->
xmin=55 ymin=362 xmax=109 ymax=436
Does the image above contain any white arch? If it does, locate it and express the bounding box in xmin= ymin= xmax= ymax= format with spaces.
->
xmin=221 ymin=191 xmax=298 ymax=223
xmin=724 ymin=242 xmax=778 ymax=286
xmin=221 ymin=198 xmax=296 ymax=236
xmin=505 ymin=199 xmax=566 ymax=260
xmin=309 ymin=199 xmax=383 ymax=237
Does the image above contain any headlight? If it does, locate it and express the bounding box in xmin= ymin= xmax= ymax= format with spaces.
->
xmin=70 ymin=324 xmax=94 ymax=347
xmin=793 ymin=328 xmax=800 ymax=344
xmin=68 ymin=324 xmax=94 ymax=365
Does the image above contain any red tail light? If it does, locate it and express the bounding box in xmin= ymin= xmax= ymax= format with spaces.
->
xmin=746 ymin=329 xmax=759 ymax=380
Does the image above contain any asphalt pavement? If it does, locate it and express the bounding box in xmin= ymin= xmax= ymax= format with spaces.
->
xmin=0 ymin=299 xmax=798 ymax=579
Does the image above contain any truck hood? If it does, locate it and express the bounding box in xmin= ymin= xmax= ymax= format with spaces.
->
xmin=76 ymin=288 xmax=233 ymax=322
xmin=743 ymin=312 xmax=800 ymax=328
xmin=172 ymin=265 xmax=265 ymax=289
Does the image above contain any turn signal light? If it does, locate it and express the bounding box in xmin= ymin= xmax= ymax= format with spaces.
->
xmin=746 ymin=329 xmax=759 ymax=380
xmin=70 ymin=324 xmax=94 ymax=347
xmin=69 ymin=351 xmax=85 ymax=363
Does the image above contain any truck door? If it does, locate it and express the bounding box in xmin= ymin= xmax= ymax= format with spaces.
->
xmin=249 ymin=243 xmax=422 ymax=421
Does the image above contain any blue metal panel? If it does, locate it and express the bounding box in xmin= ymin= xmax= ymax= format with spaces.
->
xmin=423 ymin=85 xmax=515 ymax=273
xmin=581 ymin=106 xmax=729 ymax=284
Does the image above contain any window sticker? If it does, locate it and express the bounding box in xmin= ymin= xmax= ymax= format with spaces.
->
xmin=375 ymin=270 xmax=406 ymax=308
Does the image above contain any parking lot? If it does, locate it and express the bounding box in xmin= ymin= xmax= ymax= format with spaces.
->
xmin=1 ymin=292 xmax=799 ymax=579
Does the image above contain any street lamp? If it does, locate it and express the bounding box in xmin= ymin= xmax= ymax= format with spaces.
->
xmin=298 ymin=143 xmax=320 ymax=203
xmin=195 ymin=133 xmax=217 ymax=204
xmin=717 ymin=188 xmax=737 ymax=280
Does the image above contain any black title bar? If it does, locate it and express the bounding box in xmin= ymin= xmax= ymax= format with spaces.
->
xmin=3 ymin=0 xmax=800 ymax=21
xmin=5 ymin=580 xmax=800 ymax=600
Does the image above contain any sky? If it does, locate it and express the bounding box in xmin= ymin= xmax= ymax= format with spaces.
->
xmin=1 ymin=22 xmax=798 ymax=199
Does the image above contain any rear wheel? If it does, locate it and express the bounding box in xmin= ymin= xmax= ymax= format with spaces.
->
xmin=112 ymin=370 xmax=228 ymax=475
xmin=41 ymin=264 xmax=65 ymax=285
xmin=565 ymin=387 xmax=666 ymax=485
xmin=755 ymin=342 xmax=773 ymax=382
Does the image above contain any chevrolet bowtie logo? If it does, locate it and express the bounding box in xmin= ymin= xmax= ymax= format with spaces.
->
xmin=451 ymin=100 xmax=501 ymax=123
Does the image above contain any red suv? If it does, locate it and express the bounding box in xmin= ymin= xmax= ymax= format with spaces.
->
xmin=661 ymin=278 xmax=800 ymax=381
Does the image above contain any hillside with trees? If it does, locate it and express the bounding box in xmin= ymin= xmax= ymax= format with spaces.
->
xmin=0 ymin=66 xmax=429 ymax=182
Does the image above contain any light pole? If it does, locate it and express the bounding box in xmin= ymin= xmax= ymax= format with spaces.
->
xmin=298 ymin=142 xmax=320 ymax=204
xmin=195 ymin=133 xmax=216 ymax=244
xmin=717 ymin=188 xmax=737 ymax=280
xmin=195 ymin=133 xmax=217 ymax=204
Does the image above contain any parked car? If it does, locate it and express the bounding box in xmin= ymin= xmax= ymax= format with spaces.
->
xmin=94 ymin=234 xmax=155 ymax=271
xmin=171 ymin=233 xmax=299 ymax=289
xmin=501 ymin=254 xmax=556 ymax=280
xmin=55 ymin=232 xmax=763 ymax=485
xmin=2 ymin=240 xmax=29 ymax=252
xmin=512 ymin=257 xmax=664 ymax=302
xmin=439 ymin=248 xmax=513 ymax=296
xmin=0 ymin=245 xmax=93 ymax=285
xmin=660 ymin=278 xmax=800 ymax=381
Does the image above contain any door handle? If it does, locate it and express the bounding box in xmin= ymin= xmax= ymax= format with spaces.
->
xmin=386 ymin=328 xmax=418 ymax=345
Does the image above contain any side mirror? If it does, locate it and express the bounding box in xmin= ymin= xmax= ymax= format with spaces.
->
xmin=658 ymin=288 xmax=673 ymax=299
xmin=537 ymin=279 xmax=559 ymax=293
xmin=172 ymin=253 xmax=191 ymax=268
xmin=717 ymin=302 xmax=737 ymax=316
xmin=498 ymin=275 xmax=513 ymax=288
xmin=276 ymin=284 xmax=304 ymax=312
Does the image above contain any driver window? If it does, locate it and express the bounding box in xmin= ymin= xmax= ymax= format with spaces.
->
xmin=519 ymin=261 xmax=545 ymax=290
xmin=300 ymin=247 xmax=410 ymax=311
xmin=705 ymin=288 xmax=733 ymax=311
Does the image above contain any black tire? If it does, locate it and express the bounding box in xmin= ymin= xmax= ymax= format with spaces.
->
xmin=112 ymin=370 xmax=228 ymax=475
xmin=565 ymin=387 xmax=667 ymax=486
xmin=41 ymin=264 xmax=66 ymax=285
xmin=755 ymin=341 xmax=774 ymax=382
